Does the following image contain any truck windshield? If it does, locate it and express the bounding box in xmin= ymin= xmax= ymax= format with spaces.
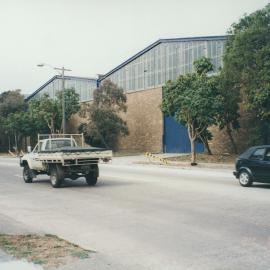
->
xmin=45 ymin=139 xmax=77 ymax=150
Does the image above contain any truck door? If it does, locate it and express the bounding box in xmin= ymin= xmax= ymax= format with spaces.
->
xmin=29 ymin=143 xmax=43 ymax=170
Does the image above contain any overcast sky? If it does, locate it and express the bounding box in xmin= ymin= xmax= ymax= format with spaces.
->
xmin=0 ymin=0 xmax=268 ymax=94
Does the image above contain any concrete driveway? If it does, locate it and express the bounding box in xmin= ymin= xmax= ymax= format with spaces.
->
xmin=0 ymin=157 xmax=270 ymax=270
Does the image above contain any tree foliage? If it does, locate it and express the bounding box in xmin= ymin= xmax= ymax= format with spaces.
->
xmin=80 ymin=80 xmax=128 ymax=150
xmin=0 ymin=88 xmax=80 ymax=152
xmin=193 ymin=56 xmax=214 ymax=75
xmin=0 ymin=90 xmax=36 ymax=151
xmin=29 ymin=88 xmax=80 ymax=134
xmin=29 ymin=94 xmax=60 ymax=134
xmin=161 ymin=57 xmax=220 ymax=164
xmin=0 ymin=90 xmax=26 ymax=117
xmin=223 ymin=3 xmax=270 ymax=144
xmin=56 ymin=89 xmax=80 ymax=122
xmin=214 ymin=70 xmax=240 ymax=153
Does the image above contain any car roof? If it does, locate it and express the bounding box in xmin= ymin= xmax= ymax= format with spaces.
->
xmin=249 ymin=145 xmax=270 ymax=150
xmin=254 ymin=145 xmax=270 ymax=148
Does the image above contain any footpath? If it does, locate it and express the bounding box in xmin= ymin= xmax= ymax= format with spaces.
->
xmin=112 ymin=154 xmax=234 ymax=170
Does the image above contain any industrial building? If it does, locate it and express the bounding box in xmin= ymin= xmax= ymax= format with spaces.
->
xmin=26 ymin=75 xmax=97 ymax=102
xmin=99 ymin=36 xmax=226 ymax=153
xmin=27 ymin=35 xmax=227 ymax=153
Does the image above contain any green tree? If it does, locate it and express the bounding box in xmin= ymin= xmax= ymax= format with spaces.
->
xmin=223 ymin=4 xmax=270 ymax=144
xmin=0 ymin=90 xmax=26 ymax=117
xmin=0 ymin=90 xmax=29 ymax=151
xmin=215 ymin=71 xmax=240 ymax=153
xmin=56 ymin=88 xmax=80 ymax=124
xmin=29 ymin=88 xmax=80 ymax=134
xmin=161 ymin=57 xmax=219 ymax=164
xmin=80 ymin=80 xmax=128 ymax=150
xmin=29 ymin=94 xmax=60 ymax=134
xmin=4 ymin=111 xmax=37 ymax=151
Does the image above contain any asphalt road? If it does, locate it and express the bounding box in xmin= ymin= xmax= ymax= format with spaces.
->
xmin=0 ymin=157 xmax=270 ymax=270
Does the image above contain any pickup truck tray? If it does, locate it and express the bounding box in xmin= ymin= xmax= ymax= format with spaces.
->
xmin=40 ymin=146 xmax=109 ymax=153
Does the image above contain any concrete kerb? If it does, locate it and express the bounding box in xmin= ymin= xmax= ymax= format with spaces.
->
xmin=135 ymin=160 xmax=234 ymax=170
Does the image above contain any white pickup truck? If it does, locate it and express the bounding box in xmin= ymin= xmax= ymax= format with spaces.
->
xmin=20 ymin=135 xmax=112 ymax=188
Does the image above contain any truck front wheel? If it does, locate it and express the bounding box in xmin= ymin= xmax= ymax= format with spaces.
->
xmin=85 ymin=165 xmax=98 ymax=186
xmin=50 ymin=165 xmax=64 ymax=188
xmin=23 ymin=164 xmax=33 ymax=183
xmin=86 ymin=174 xmax=98 ymax=186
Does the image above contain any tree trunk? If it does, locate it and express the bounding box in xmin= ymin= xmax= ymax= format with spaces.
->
xmin=190 ymin=138 xmax=197 ymax=165
xmin=200 ymin=135 xmax=212 ymax=155
xmin=262 ymin=121 xmax=269 ymax=144
xmin=187 ymin=123 xmax=198 ymax=165
xmin=51 ymin=118 xmax=55 ymax=134
xmin=226 ymin=124 xmax=238 ymax=154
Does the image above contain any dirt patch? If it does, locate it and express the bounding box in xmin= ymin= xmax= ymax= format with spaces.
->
xmin=165 ymin=154 xmax=237 ymax=164
xmin=0 ymin=234 xmax=92 ymax=269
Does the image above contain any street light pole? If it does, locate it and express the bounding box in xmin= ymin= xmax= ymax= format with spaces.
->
xmin=37 ymin=63 xmax=71 ymax=134
xmin=54 ymin=67 xmax=71 ymax=134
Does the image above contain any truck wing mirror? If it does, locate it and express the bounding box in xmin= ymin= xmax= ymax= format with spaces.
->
xmin=27 ymin=146 xmax=32 ymax=153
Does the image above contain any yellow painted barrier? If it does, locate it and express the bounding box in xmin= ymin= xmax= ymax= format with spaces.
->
xmin=144 ymin=152 xmax=169 ymax=165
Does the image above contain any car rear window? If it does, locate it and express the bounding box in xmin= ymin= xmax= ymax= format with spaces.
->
xmin=250 ymin=148 xmax=266 ymax=160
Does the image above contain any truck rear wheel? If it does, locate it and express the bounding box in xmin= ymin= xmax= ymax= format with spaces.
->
xmin=50 ymin=165 xmax=64 ymax=188
xmin=23 ymin=164 xmax=33 ymax=183
xmin=85 ymin=164 xmax=99 ymax=186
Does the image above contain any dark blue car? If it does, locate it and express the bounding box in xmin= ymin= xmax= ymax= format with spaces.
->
xmin=233 ymin=146 xmax=270 ymax=187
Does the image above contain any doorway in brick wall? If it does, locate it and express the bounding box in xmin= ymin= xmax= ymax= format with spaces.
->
xmin=163 ymin=116 xmax=204 ymax=153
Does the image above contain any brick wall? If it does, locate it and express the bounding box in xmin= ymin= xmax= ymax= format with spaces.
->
xmin=209 ymin=105 xmax=252 ymax=154
xmin=68 ymin=88 xmax=164 ymax=153
xmin=118 ymin=87 xmax=164 ymax=153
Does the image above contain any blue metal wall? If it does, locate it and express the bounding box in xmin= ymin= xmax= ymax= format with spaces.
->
xmin=164 ymin=116 xmax=204 ymax=153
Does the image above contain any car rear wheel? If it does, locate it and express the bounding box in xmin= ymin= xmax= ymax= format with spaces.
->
xmin=239 ymin=171 xmax=252 ymax=187
xmin=23 ymin=165 xmax=33 ymax=183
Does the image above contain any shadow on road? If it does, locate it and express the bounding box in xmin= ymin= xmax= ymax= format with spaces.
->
xmin=31 ymin=177 xmax=135 ymax=189
xmin=251 ymin=183 xmax=270 ymax=189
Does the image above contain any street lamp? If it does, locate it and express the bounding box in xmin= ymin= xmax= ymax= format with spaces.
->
xmin=37 ymin=63 xmax=71 ymax=134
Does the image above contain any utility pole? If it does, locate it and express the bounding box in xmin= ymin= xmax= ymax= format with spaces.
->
xmin=54 ymin=67 xmax=71 ymax=134
xmin=37 ymin=63 xmax=71 ymax=134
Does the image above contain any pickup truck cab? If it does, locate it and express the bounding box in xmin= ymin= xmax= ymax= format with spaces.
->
xmin=20 ymin=135 xmax=112 ymax=188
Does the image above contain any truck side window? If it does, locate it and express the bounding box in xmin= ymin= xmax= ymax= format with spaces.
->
xmin=250 ymin=148 xmax=265 ymax=161
xmin=45 ymin=141 xmax=51 ymax=150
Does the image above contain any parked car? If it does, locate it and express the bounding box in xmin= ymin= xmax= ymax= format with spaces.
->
xmin=233 ymin=145 xmax=270 ymax=187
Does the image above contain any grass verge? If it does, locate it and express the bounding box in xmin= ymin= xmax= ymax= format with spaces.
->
xmin=0 ymin=234 xmax=92 ymax=269
xmin=165 ymin=153 xmax=237 ymax=163
xmin=113 ymin=150 xmax=143 ymax=157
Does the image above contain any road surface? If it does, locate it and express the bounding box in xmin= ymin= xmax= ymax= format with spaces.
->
xmin=0 ymin=157 xmax=270 ymax=270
